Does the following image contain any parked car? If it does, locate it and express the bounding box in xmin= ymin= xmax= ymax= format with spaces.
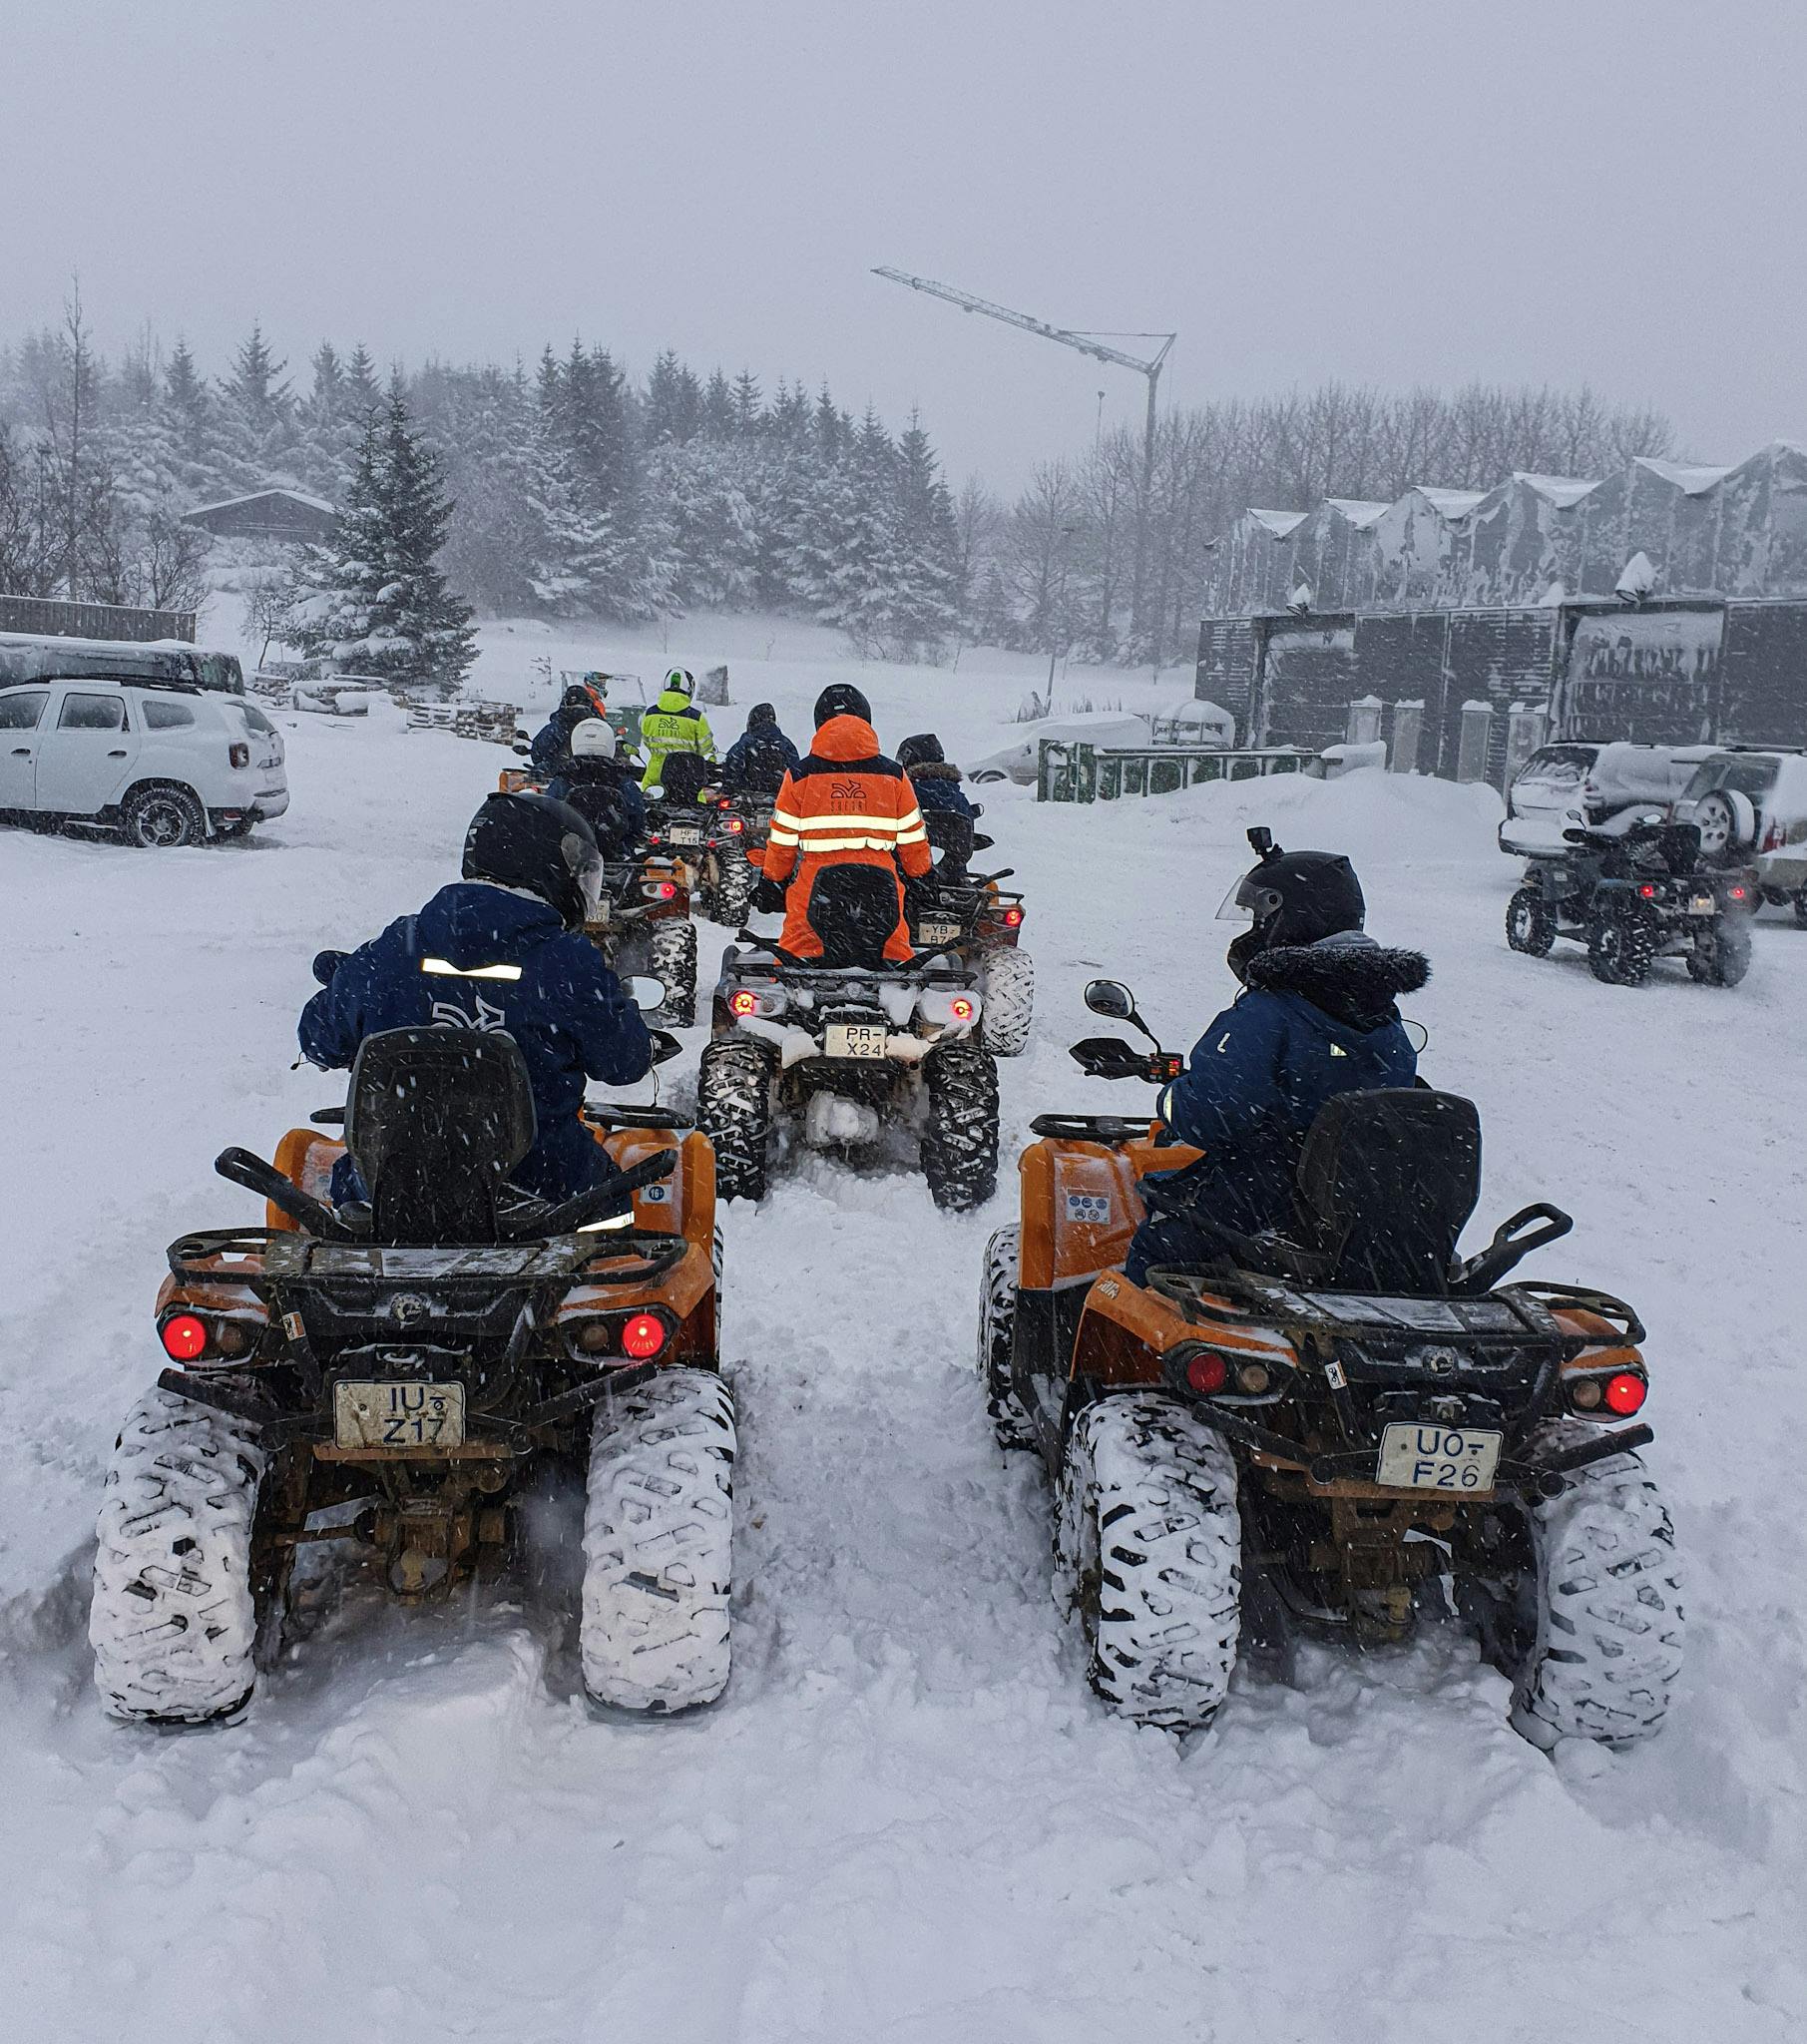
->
xmin=0 ymin=676 xmax=287 ymax=846
xmin=970 ymin=702 xmax=1236 ymax=786
xmin=1499 ymin=741 xmax=1713 ymax=855
xmin=1673 ymin=748 xmax=1807 ymax=918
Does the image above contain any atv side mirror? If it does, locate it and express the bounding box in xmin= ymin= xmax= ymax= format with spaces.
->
xmin=626 ymin=975 xmax=667 ymax=1011
xmin=1084 ymin=979 xmax=1136 ymax=1021
xmin=512 ymin=740 xmax=532 ymax=758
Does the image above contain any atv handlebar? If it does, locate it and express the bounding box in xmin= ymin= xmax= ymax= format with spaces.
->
xmin=1069 ymin=1037 xmax=1182 ymax=1084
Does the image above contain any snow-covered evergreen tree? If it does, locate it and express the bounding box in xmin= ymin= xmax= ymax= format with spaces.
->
xmin=218 ymin=322 xmax=298 ymax=488
xmin=284 ymin=392 xmax=475 ymax=690
xmin=886 ymin=411 xmax=962 ymax=658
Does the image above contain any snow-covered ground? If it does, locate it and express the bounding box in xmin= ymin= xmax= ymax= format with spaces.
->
xmin=2 ymin=619 xmax=1804 ymax=2042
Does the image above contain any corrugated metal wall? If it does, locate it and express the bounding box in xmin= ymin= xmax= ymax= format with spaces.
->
xmin=0 ymin=595 xmax=197 ymax=643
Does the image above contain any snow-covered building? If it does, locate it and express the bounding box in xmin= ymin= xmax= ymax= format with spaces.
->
xmin=184 ymin=488 xmax=336 ymax=544
xmin=1194 ymin=444 xmax=1807 ymax=785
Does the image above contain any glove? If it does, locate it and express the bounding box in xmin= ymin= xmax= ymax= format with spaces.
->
xmin=753 ymin=875 xmax=786 ymax=916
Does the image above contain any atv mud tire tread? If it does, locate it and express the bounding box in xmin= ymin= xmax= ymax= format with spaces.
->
xmin=708 ymin=847 xmax=757 ymax=930
xmin=697 ymin=1037 xmax=776 ymax=1203
xmin=90 ymin=1386 xmax=271 ymax=1724
xmin=1586 ymin=906 xmax=1658 ymax=985
xmin=922 ymin=1040 xmax=1000 ymax=1212
xmin=1686 ymin=917 xmax=1751 ymax=988
xmin=581 ymin=1366 xmax=736 ymax=1713
xmin=648 ymin=917 xmax=698 ymax=1028
xmin=978 ymin=1226 xmax=1036 ymax=1450
xmin=1509 ymin=1433 xmax=1684 ymax=1750
xmin=1506 ymin=887 xmax=1557 ymax=957
xmin=978 ymin=946 xmax=1035 ymax=1057
xmin=1056 ymin=1391 xmax=1241 ymax=1730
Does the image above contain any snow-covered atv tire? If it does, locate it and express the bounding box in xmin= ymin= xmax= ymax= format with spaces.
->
xmin=1586 ymin=905 xmax=1658 ymax=986
xmin=697 ymin=1038 xmax=776 ymax=1202
xmin=922 ymin=1041 xmax=999 ymax=1213
xmin=1056 ymin=1392 xmax=1241 ymax=1730
xmin=978 ymin=1225 xmax=1036 ymax=1450
xmin=1506 ymin=887 xmax=1557 ymax=956
xmin=978 ymin=945 xmax=1035 ymax=1057
xmin=648 ymin=917 xmax=698 ymax=1027
xmin=90 ymin=1386 xmax=273 ymax=1725
xmin=708 ymin=847 xmax=756 ymax=930
xmin=1507 ymin=1439 xmax=1684 ymax=1750
xmin=1686 ymin=916 xmax=1751 ymax=987
xmin=581 ymin=1367 xmax=735 ymax=1714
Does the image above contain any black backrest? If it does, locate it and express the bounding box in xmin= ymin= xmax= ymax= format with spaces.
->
xmin=659 ymin=753 xmax=711 ymax=806
xmin=565 ymin=777 xmax=639 ymax=855
xmin=1294 ymin=1089 xmax=1481 ymax=1294
xmin=923 ymin=809 xmax=975 ymax=867
xmin=345 ymin=1028 xmax=537 ymax=1246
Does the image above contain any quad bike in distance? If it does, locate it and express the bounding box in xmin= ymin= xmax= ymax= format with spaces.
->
xmin=979 ymin=977 xmax=1684 ymax=1749
xmin=905 ymin=812 xmax=1034 ymax=1057
xmin=698 ymin=929 xmax=1000 ymax=1212
xmin=578 ymin=841 xmax=699 ymax=1029
xmin=89 ymin=1009 xmax=736 ymax=1727
xmin=1507 ymin=817 xmax=1756 ymax=987
xmin=692 ymin=790 xmax=770 ymax=929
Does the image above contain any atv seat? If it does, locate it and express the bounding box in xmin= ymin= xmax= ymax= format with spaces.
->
xmin=346 ymin=1027 xmax=536 ymax=1246
xmin=656 ymin=754 xmax=712 ymax=807
xmin=1147 ymin=1089 xmax=1572 ymax=1298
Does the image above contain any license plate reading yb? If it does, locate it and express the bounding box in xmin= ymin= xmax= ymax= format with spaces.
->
xmin=917 ymin=919 xmax=963 ymax=944
xmin=333 ymin=1380 xmax=466 ymax=1450
xmin=823 ymin=1021 xmax=888 ymax=1059
xmin=1376 ymin=1422 xmax=1502 ymax=1492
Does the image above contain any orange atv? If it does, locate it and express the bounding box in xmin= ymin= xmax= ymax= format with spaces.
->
xmin=980 ymin=977 xmax=1684 ymax=1749
xmin=89 ymin=1024 xmax=733 ymax=1727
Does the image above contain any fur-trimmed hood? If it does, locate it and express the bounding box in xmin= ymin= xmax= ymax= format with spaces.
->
xmin=907 ymin=759 xmax=964 ymax=782
xmin=1243 ymin=935 xmax=1429 ymax=1031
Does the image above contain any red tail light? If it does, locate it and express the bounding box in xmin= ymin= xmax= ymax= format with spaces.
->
xmin=1184 ymin=1350 xmax=1228 ymax=1395
xmin=1729 ymin=884 xmax=1748 ymax=901
xmin=1603 ymin=1371 xmax=1647 ymax=1416
xmin=950 ymin=996 xmax=975 ymax=1022
xmin=653 ymin=881 xmax=678 ymax=900
xmin=1003 ymin=906 xmax=1024 ymax=926
xmin=725 ymin=816 xmax=744 ymax=834
xmin=1637 ymin=883 xmax=1657 ymax=899
xmin=621 ymin=1312 xmax=668 ymax=1361
xmin=730 ymin=989 xmax=758 ymax=1017
xmin=160 ymin=1312 xmax=209 ymax=1361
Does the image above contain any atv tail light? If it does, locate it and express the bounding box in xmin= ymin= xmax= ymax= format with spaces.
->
xmin=949 ymin=997 xmax=975 ymax=1022
xmin=1637 ymin=883 xmax=1657 ymax=899
xmin=228 ymin=742 xmax=250 ymax=769
xmin=1184 ymin=1350 xmax=1228 ymax=1395
xmin=621 ymin=1312 xmax=669 ymax=1361
xmin=1234 ymin=1360 xmax=1271 ymax=1396
xmin=1603 ymin=1370 xmax=1647 ymax=1416
xmin=652 ymin=881 xmax=678 ymax=900
xmin=1729 ymin=885 xmax=1748 ymax=901
xmin=160 ymin=1312 xmax=210 ymax=1362
xmin=1003 ymin=906 xmax=1024 ymax=927
xmin=730 ymin=989 xmax=759 ymax=1017
xmin=725 ymin=816 xmax=744 ymax=833
xmin=1569 ymin=1376 xmax=1604 ymax=1410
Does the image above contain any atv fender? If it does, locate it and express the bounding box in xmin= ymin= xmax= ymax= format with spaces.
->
xmin=1017 ymin=1133 xmax=1197 ymax=1290
xmin=1071 ymin=1273 xmax=1293 ymax=1391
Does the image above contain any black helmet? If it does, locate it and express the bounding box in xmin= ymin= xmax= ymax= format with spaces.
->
xmin=746 ymin=701 xmax=778 ymax=730
xmin=896 ymin=733 xmax=944 ymax=770
xmin=463 ymin=792 xmax=604 ymax=930
xmin=1223 ymin=836 xmax=1365 ymax=981
xmin=813 ymin=683 xmax=871 ymax=727
xmin=562 ymin=679 xmax=607 ymax=715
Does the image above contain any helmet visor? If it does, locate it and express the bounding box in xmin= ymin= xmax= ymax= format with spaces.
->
xmin=1217 ymin=873 xmax=1285 ymax=923
xmin=563 ymin=833 xmax=606 ymax=921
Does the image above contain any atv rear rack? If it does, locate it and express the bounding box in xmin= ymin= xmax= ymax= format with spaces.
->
xmin=169 ymin=1226 xmax=688 ymax=1290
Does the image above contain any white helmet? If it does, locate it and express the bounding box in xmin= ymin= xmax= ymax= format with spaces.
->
xmin=570 ymin=718 xmax=617 ymax=762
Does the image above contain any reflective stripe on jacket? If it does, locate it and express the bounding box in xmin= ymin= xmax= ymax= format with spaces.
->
xmin=640 ymin=690 xmax=716 ymax=788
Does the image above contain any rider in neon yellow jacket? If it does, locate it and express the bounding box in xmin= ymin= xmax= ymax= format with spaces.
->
xmin=639 ymin=669 xmax=717 ymax=792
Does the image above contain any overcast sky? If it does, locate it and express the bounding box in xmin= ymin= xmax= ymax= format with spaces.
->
xmin=4 ymin=0 xmax=1801 ymax=493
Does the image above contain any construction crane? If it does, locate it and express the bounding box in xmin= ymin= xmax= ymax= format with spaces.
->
xmin=872 ymin=266 xmax=1175 ymax=644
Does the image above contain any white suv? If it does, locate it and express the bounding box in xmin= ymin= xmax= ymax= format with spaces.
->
xmin=0 ymin=678 xmax=288 ymax=847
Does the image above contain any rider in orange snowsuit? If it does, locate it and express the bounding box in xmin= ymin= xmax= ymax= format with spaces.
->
xmin=757 ymin=699 xmax=932 ymax=965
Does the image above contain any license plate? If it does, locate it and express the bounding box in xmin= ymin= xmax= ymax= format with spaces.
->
xmin=917 ymin=919 xmax=963 ymax=944
xmin=1376 ymin=1422 xmax=1502 ymax=1492
xmin=669 ymin=825 xmax=702 ymax=845
xmin=823 ymin=1021 xmax=889 ymax=1059
xmin=333 ymin=1380 xmax=466 ymax=1450
xmin=1689 ymin=894 xmax=1715 ymax=914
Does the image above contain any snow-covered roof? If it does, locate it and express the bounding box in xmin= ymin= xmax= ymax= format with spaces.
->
xmin=1633 ymin=458 xmax=1733 ymax=497
xmin=1322 ymin=498 xmax=1391 ymax=528
xmin=1511 ymin=473 xmax=1600 ymax=509
xmin=1248 ymin=509 xmax=1308 ymax=539
xmin=186 ymin=487 xmax=336 ymax=519
xmin=1410 ymin=487 xmax=1488 ymax=520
